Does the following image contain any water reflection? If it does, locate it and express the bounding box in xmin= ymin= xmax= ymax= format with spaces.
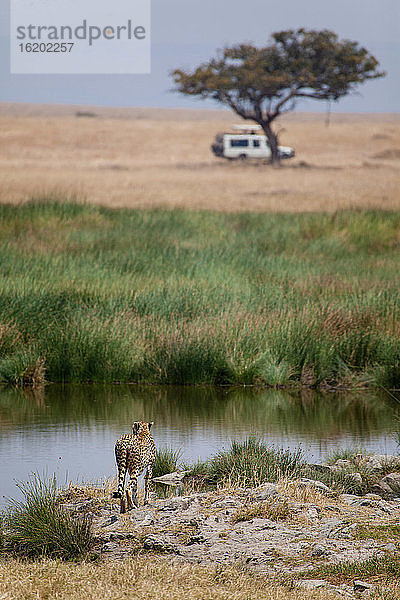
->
xmin=0 ymin=384 xmax=398 ymax=505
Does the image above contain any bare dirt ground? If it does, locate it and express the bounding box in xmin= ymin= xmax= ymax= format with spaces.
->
xmin=0 ymin=103 xmax=399 ymax=212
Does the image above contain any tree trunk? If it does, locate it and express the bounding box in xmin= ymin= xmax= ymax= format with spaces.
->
xmin=261 ymin=121 xmax=280 ymax=165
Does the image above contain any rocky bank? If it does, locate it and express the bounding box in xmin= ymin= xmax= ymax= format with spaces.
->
xmin=60 ymin=465 xmax=400 ymax=598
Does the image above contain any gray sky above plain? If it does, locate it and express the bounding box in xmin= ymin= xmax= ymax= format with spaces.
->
xmin=1 ymin=0 xmax=399 ymax=111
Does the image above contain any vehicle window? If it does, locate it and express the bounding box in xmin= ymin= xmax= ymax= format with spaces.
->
xmin=230 ymin=139 xmax=248 ymax=147
xmin=253 ymin=140 xmax=260 ymax=147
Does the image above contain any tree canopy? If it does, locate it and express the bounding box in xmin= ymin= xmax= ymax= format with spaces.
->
xmin=171 ymin=29 xmax=385 ymax=163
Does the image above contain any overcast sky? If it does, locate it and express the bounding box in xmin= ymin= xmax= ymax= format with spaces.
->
xmin=1 ymin=0 xmax=399 ymax=111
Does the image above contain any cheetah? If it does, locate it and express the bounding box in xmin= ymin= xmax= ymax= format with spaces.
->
xmin=112 ymin=421 xmax=156 ymax=513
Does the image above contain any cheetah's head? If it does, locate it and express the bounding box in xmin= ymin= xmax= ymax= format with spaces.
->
xmin=132 ymin=421 xmax=154 ymax=435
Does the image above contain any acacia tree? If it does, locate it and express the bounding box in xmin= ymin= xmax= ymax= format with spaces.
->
xmin=171 ymin=29 xmax=385 ymax=164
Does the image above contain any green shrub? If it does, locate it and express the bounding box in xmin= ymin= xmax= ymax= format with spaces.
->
xmin=4 ymin=474 xmax=94 ymax=560
xmin=206 ymin=438 xmax=305 ymax=487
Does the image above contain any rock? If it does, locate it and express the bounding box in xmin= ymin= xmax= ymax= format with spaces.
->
xmin=137 ymin=514 xmax=154 ymax=526
xmin=371 ymin=481 xmax=394 ymax=497
xmin=362 ymin=454 xmax=397 ymax=471
xmin=331 ymin=459 xmax=353 ymax=472
xmin=248 ymin=518 xmax=276 ymax=530
xmin=187 ymin=534 xmax=206 ymax=545
xmin=63 ymin=482 xmax=400 ymax=576
xmin=102 ymin=542 xmax=120 ymax=553
xmin=338 ymin=583 xmax=359 ymax=598
xmin=344 ymin=472 xmax=362 ymax=485
xmin=311 ymin=544 xmax=328 ymax=557
xmin=306 ymin=507 xmax=320 ymax=520
xmin=341 ymin=494 xmax=361 ymax=505
xmin=159 ymin=497 xmax=191 ymax=511
xmin=380 ymin=472 xmax=400 ymax=493
xmin=307 ymin=463 xmax=332 ymax=473
xmin=188 ymin=518 xmax=203 ymax=528
xmin=251 ymin=483 xmax=279 ymax=500
xmin=298 ymin=478 xmax=332 ymax=494
xmin=384 ymin=543 xmax=396 ymax=552
xmin=211 ymin=496 xmax=243 ymax=509
xmin=143 ymin=535 xmax=177 ymax=553
xmin=318 ymin=518 xmax=345 ymax=538
xmin=341 ymin=523 xmax=357 ymax=534
xmin=353 ymin=498 xmax=375 ymax=507
xmin=109 ymin=533 xmax=135 ymax=540
xmin=129 ymin=510 xmax=152 ymax=521
xmin=353 ymin=580 xmax=373 ymax=592
xmin=98 ymin=514 xmax=119 ymax=528
xmin=377 ymin=500 xmax=393 ymax=514
xmin=152 ymin=471 xmax=189 ymax=486
xmin=362 ymin=455 xmax=383 ymax=471
xmin=298 ymin=579 xmax=327 ymax=590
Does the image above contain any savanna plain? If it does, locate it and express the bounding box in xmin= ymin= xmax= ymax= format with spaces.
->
xmin=0 ymin=104 xmax=400 ymax=599
xmin=0 ymin=103 xmax=399 ymax=211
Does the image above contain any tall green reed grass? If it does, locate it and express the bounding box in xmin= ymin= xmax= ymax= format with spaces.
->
xmin=0 ymin=199 xmax=399 ymax=387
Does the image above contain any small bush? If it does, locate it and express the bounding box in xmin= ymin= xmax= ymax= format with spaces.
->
xmin=4 ymin=474 xmax=94 ymax=560
xmin=153 ymin=446 xmax=183 ymax=478
xmin=206 ymin=438 xmax=305 ymax=487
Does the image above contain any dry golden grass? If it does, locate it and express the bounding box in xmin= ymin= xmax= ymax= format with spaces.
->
xmin=0 ymin=103 xmax=399 ymax=212
xmin=0 ymin=557 xmax=341 ymax=600
xmin=277 ymin=479 xmax=338 ymax=507
xmin=232 ymin=498 xmax=291 ymax=523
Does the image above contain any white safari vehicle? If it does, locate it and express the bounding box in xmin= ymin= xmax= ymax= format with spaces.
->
xmin=211 ymin=124 xmax=295 ymax=161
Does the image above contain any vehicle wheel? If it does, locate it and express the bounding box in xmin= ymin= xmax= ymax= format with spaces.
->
xmin=238 ymin=154 xmax=247 ymax=161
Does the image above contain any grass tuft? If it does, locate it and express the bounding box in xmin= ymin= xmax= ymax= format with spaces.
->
xmin=153 ymin=446 xmax=183 ymax=478
xmin=325 ymin=447 xmax=367 ymax=465
xmin=309 ymin=553 xmax=400 ymax=580
xmin=232 ymin=498 xmax=290 ymax=523
xmin=3 ymin=473 xmax=94 ymax=560
xmin=206 ymin=438 xmax=305 ymax=487
xmin=354 ymin=523 xmax=400 ymax=542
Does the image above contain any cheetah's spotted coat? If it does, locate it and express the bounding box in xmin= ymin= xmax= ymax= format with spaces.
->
xmin=112 ymin=421 xmax=156 ymax=513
